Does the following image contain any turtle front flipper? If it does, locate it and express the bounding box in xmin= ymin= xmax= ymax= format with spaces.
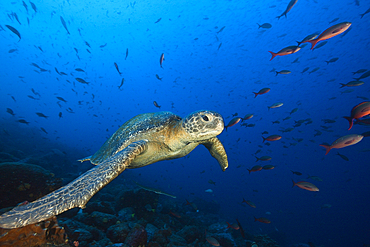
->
xmin=0 ymin=140 xmax=148 ymax=229
xmin=201 ymin=137 xmax=228 ymax=171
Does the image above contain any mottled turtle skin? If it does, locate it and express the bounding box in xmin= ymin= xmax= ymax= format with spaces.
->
xmin=0 ymin=110 xmax=228 ymax=229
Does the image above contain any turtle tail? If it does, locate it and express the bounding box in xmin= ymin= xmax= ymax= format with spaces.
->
xmin=0 ymin=140 xmax=148 ymax=229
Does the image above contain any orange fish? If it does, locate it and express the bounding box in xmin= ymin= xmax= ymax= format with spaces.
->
xmin=296 ymin=33 xmax=318 ymax=46
xmin=302 ymin=22 xmax=352 ymax=50
xmin=169 ymin=211 xmax=181 ymax=218
xmin=206 ymin=236 xmax=220 ymax=246
xmin=343 ymin=101 xmax=370 ymax=130
xmin=225 ymin=117 xmax=242 ymax=131
xmin=247 ymin=165 xmax=262 ymax=174
xmin=253 ymin=88 xmax=270 ymax=98
xmin=254 ymin=216 xmax=271 ymax=224
xmin=242 ymin=198 xmax=256 ymax=208
xmin=186 ymin=199 xmax=199 ymax=212
xmin=114 ymin=62 xmax=122 ymax=75
xmin=226 ymin=222 xmax=240 ymax=230
xmin=262 ymin=134 xmax=282 ymax=142
xmin=262 ymin=165 xmax=275 ymax=170
xmin=243 ymin=114 xmax=253 ymax=120
xmin=320 ymin=134 xmax=363 ymax=155
xmin=268 ymin=46 xmax=301 ymax=60
xmin=160 ymin=53 xmax=164 ymax=68
xmin=276 ymin=0 xmax=298 ymax=19
xmin=292 ymin=180 xmax=319 ymax=192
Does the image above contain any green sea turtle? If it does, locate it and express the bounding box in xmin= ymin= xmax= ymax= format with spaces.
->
xmin=0 ymin=110 xmax=228 ymax=229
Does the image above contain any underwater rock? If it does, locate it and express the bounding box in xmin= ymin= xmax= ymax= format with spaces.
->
xmin=83 ymin=200 xmax=115 ymax=215
xmin=207 ymin=221 xmax=229 ymax=233
xmin=106 ymin=222 xmax=131 ymax=243
xmin=115 ymin=189 xmax=159 ymax=214
xmin=0 ymin=152 xmax=19 ymax=163
xmin=150 ymin=228 xmax=172 ymax=246
xmin=167 ymin=233 xmax=187 ymax=246
xmin=124 ymin=223 xmax=148 ymax=247
xmin=83 ymin=211 xmax=118 ymax=231
xmin=0 ymin=216 xmax=69 ymax=246
xmin=145 ymin=223 xmax=158 ymax=242
xmin=0 ymin=162 xmax=62 ymax=209
xmin=211 ymin=232 xmax=237 ymax=247
xmin=253 ymin=234 xmax=279 ymax=247
xmin=177 ymin=225 xmax=201 ymax=243
xmin=117 ymin=207 xmax=136 ymax=221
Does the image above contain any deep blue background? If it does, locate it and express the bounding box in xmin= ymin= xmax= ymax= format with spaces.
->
xmin=1 ymin=0 xmax=370 ymax=246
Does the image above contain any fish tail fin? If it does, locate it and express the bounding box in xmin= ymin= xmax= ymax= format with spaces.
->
xmin=226 ymin=221 xmax=232 ymax=228
xmin=242 ymin=198 xmax=246 ymax=203
xmin=257 ymin=23 xmax=261 ymax=29
xmin=186 ymin=199 xmax=191 ymax=205
xmin=268 ymin=51 xmax=276 ymax=61
xmin=276 ymin=15 xmax=281 ymax=20
xmin=339 ymin=83 xmax=346 ymax=88
xmin=268 ymin=106 xmax=270 ymax=111
xmin=275 ymin=71 xmax=279 ymax=76
xmin=319 ymin=144 xmax=331 ymax=155
xmin=253 ymin=92 xmax=258 ymax=98
xmin=255 ymin=156 xmax=259 ymax=162
xmin=296 ymin=41 xmax=302 ymax=46
xmin=262 ymin=136 xmax=266 ymax=143
xmin=292 ymin=179 xmax=296 ymax=188
xmin=254 ymin=216 xmax=257 ymax=221
xmin=353 ymin=77 xmax=360 ymax=81
xmin=360 ymin=13 xmax=364 ymax=19
xmin=343 ymin=116 xmax=354 ymax=130
xmin=307 ymin=39 xmax=319 ymax=50
xmin=247 ymin=169 xmax=251 ymax=174
xmin=325 ymin=61 xmax=329 ymax=65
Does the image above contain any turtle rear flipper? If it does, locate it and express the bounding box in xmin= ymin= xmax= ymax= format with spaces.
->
xmin=202 ymin=137 xmax=228 ymax=171
xmin=0 ymin=140 xmax=148 ymax=229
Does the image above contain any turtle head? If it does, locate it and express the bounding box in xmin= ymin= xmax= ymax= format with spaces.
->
xmin=182 ymin=110 xmax=224 ymax=141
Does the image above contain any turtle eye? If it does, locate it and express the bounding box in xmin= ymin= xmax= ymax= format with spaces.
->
xmin=201 ymin=115 xmax=209 ymax=121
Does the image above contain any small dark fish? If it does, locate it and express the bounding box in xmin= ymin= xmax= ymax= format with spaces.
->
xmin=55 ymin=67 xmax=61 ymax=75
xmin=114 ymin=62 xmax=122 ymax=75
xmin=154 ymin=18 xmax=161 ymax=23
xmin=208 ymin=179 xmax=216 ymax=185
xmin=354 ymin=70 xmax=370 ymax=81
xmin=160 ymin=53 xmax=164 ymax=68
xmin=17 ymin=119 xmax=30 ymax=125
xmin=5 ymin=25 xmax=21 ymax=41
xmin=11 ymin=12 xmax=21 ymax=25
xmin=257 ymin=23 xmax=272 ymax=29
xmin=27 ymin=95 xmax=39 ymax=100
xmin=75 ymin=68 xmax=85 ymax=72
xmin=352 ymin=69 xmax=367 ymax=75
xmin=56 ymin=96 xmax=67 ymax=102
xmin=225 ymin=117 xmax=242 ymax=131
xmin=40 ymin=127 xmax=48 ymax=134
xmin=217 ymin=43 xmax=222 ymax=50
xmin=66 ymin=108 xmax=75 ymax=113
xmin=22 ymin=1 xmax=28 ymax=13
xmin=60 ymin=72 xmax=67 ymax=75
xmin=6 ymin=108 xmax=15 ymax=116
xmin=360 ymin=7 xmax=370 ymax=18
xmin=60 ymin=16 xmax=70 ymax=34
xmin=336 ymin=152 xmax=349 ymax=161
xmin=125 ymin=48 xmax=128 ymax=60
xmin=85 ymin=41 xmax=91 ymax=48
xmin=155 ymin=74 xmax=162 ymax=80
xmin=10 ymin=96 xmax=16 ymax=102
xmin=30 ymin=2 xmax=37 ymax=13
xmin=153 ymin=101 xmax=161 ymax=108
xmin=329 ymin=17 xmax=339 ymax=24
xmin=301 ymin=67 xmax=309 ymax=73
xmin=99 ymin=43 xmax=107 ymax=48
xmin=118 ymin=78 xmax=124 ymax=89
xmin=236 ymin=219 xmax=245 ymax=239
xmin=291 ymin=170 xmax=302 ymax=176
xmin=312 ymin=41 xmax=327 ymax=50
xmin=325 ymin=57 xmax=338 ymax=64
xmin=76 ymin=78 xmax=89 ymax=84
xmin=59 ymin=112 xmax=63 ymax=118
xmin=36 ymin=112 xmax=48 ymax=118
xmin=217 ymin=26 xmax=225 ymax=34
xmin=31 ymin=88 xmax=40 ymax=96
xmin=8 ymin=49 xmax=18 ymax=53
xmin=276 ymin=0 xmax=298 ymax=19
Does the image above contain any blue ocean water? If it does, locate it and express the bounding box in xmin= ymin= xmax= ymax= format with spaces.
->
xmin=1 ymin=0 xmax=370 ymax=246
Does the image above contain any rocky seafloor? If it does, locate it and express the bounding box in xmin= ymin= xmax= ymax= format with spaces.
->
xmin=0 ymin=151 xmax=279 ymax=247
